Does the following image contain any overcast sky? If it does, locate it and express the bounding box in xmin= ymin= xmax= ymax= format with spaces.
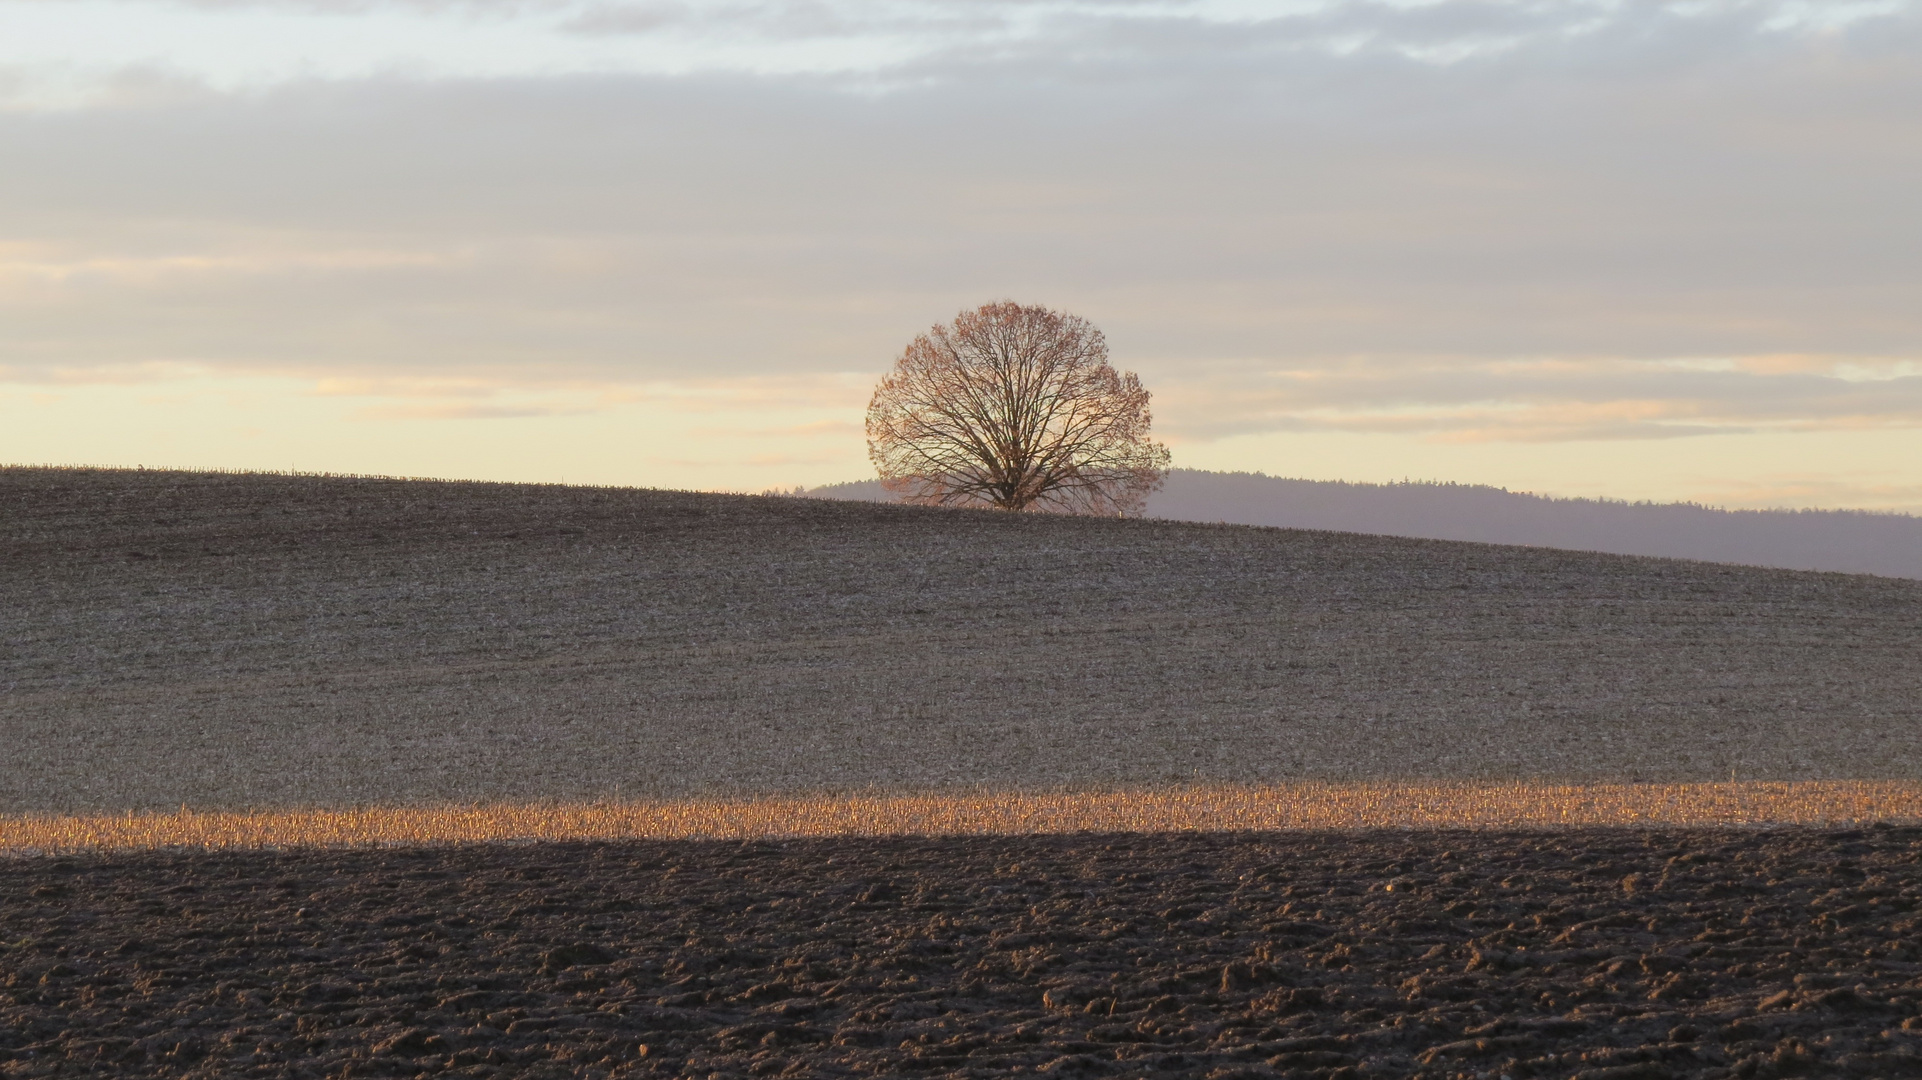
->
xmin=4 ymin=0 xmax=1919 ymax=507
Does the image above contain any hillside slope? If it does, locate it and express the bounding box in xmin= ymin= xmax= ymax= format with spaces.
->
xmin=4 ymin=466 xmax=1919 ymax=813
xmin=810 ymin=470 xmax=1922 ymax=579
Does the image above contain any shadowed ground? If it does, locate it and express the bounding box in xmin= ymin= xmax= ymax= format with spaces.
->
xmin=2 ymin=829 xmax=1920 ymax=1079
xmin=4 ymin=467 xmax=1920 ymax=813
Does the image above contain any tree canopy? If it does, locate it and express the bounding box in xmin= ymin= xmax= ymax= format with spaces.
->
xmin=866 ymin=302 xmax=1170 ymax=514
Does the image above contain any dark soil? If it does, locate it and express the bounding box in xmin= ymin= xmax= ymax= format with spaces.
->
xmin=5 ymin=829 xmax=1922 ymax=1079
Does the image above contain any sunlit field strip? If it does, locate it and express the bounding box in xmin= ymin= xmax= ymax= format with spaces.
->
xmin=4 ymin=782 xmax=1919 ymax=853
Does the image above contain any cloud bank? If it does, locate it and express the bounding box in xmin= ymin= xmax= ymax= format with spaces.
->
xmin=1 ymin=0 xmax=1917 ymax=495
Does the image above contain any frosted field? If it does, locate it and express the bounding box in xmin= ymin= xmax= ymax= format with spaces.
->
xmin=4 ymin=467 xmax=1919 ymax=814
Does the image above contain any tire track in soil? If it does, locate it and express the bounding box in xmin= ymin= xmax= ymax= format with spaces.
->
xmin=3 ymin=829 xmax=1922 ymax=1079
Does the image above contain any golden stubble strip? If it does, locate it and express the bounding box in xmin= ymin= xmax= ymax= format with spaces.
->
xmin=4 ymin=782 xmax=1919 ymax=853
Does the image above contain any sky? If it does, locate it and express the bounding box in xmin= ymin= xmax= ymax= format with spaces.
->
xmin=3 ymin=0 xmax=1920 ymax=509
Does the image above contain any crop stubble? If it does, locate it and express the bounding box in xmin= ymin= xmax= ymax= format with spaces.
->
xmin=4 ymin=467 xmax=1920 ymax=814
xmin=2 ymin=783 xmax=1920 ymax=854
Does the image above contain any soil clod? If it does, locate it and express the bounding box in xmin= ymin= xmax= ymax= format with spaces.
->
xmin=4 ymin=828 xmax=1922 ymax=1077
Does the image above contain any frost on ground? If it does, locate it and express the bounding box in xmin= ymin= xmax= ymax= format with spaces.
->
xmin=3 ymin=467 xmax=1919 ymax=813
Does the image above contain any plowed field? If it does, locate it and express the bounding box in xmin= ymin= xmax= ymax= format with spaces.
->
xmin=6 ymin=829 xmax=1922 ymax=1079
xmin=5 ymin=467 xmax=1920 ymax=814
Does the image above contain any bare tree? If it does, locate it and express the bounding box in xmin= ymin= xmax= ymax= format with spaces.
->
xmin=866 ymin=301 xmax=1171 ymax=514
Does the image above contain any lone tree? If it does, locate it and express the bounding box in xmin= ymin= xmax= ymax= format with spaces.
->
xmin=866 ymin=301 xmax=1171 ymax=514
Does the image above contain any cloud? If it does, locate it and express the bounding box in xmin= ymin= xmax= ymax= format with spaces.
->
xmin=352 ymin=401 xmax=592 ymax=419
xmin=687 ymin=418 xmax=864 ymax=439
xmin=1694 ymin=475 xmax=1922 ymax=513
xmin=8 ymin=0 xmax=1917 ymax=100
xmin=0 ymin=0 xmax=1917 ymax=455
xmin=0 ymin=360 xmax=221 ymax=385
xmin=559 ymin=1 xmax=685 ymax=35
xmin=299 ymin=370 xmax=869 ymax=424
xmin=1150 ymin=357 xmax=1922 ymax=444
xmin=309 ymin=375 xmax=503 ymax=398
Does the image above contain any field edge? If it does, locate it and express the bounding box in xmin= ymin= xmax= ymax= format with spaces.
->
xmin=4 ymin=780 xmax=1919 ymax=853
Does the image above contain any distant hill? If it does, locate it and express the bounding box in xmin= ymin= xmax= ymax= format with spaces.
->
xmin=808 ymin=470 xmax=1922 ymax=579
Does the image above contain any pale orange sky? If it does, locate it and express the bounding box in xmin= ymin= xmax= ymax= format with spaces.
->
xmin=3 ymin=1 xmax=1919 ymax=510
